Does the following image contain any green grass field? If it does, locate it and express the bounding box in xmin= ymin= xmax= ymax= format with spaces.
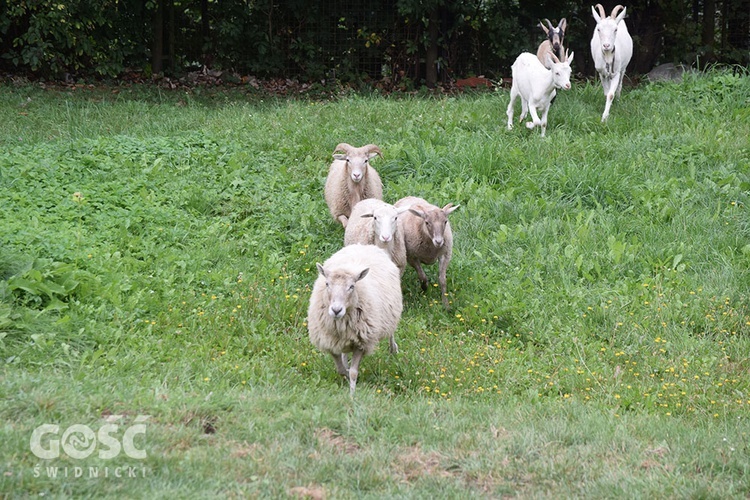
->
xmin=1 ymin=71 xmax=749 ymax=498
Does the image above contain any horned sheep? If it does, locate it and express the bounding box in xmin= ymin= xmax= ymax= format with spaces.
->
xmin=506 ymin=50 xmax=574 ymax=137
xmin=344 ymin=198 xmax=409 ymax=276
xmin=324 ymin=143 xmax=384 ymax=228
xmin=590 ymin=4 xmax=633 ymax=122
xmin=395 ymin=196 xmax=459 ymax=310
xmin=307 ymin=244 xmax=402 ymax=395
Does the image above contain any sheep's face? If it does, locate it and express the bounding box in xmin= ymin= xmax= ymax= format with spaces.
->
xmin=362 ymin=205 xmax=409 ymax=244
xmin=409 ymin=203 xmax=460 ymax=248
xmin=317 ymin=264 xmax=369 ymax=318
xmin=333 ymin=152 xmax=378 ymax=184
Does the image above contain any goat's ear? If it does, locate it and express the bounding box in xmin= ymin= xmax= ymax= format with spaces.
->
xmin=316 ymin=263 xmax=327 ymax=278
xmin=559 ymin=18 xmax=567 ymax=32
xmin=567 ymin=51 xmax=575 ymax=64
xmin=591 ymin=4 xmax=603 ymax=22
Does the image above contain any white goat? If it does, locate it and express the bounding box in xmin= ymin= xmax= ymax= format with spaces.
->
xmin=506 ymin=50 xmax=574 ymax=137
xmin=394 ymin=196 xmax=459 ymax=310
xmin=344 ymin=198 xmax=409 ymax=275
xmin=307 ymin=244 xmax=402 ymax=395
xmin=590 ymin=4 xmax=633 ymax=122
xmin=324 ymin=143 xmax=384 ymax=228
xmin=537 ymin=18 xmax=567 ymax=69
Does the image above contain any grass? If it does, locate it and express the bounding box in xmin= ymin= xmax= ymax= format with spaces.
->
xmin=1 ymin=71 xmax=749 ymax=497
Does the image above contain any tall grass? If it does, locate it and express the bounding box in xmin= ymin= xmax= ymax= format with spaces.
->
xmin=1 ymin=70 xmax=749 ymax=497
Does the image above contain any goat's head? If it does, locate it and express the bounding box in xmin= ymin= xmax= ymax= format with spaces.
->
xmin=592 ymin=4 xmax=627 ymax=55
xmin=540 ymin=18 xmax=567 ymax=55
xmin=546 ymin=49 xmax=575 ymax=90
xmin=333 ymin=143 xmax=382 ymax=184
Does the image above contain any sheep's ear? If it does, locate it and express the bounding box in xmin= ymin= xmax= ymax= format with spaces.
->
xmin=333 ymin=153 xmax=347 ymax=161
xmin=316 ymin=263 xmax=327 ymax=278
xmin=443 ymin=203 xmax=460 ymax=215
xmin=356 ymin=268 xmax=369 ymax=282
xmin=408 ymin=206 xmax=426 ymax=219
xmin=396 ymin=205 xmax=411 ymax=214
xmin=360 ymin=213 xmax=374 ymax=218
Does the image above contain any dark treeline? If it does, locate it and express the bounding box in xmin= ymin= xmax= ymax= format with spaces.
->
xmin=0 ymin=0 xmax=748 ymax=86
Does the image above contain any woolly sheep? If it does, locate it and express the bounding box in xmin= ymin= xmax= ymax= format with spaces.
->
xmin=307 ymin=244 xmax=402 ymax=395
xmin=537 ymin=18 xmax=567 ymax=69
xmin=324 ymin=143 xmax=384 ymax=228
xmin=394 ymin=196 xmax=459 ymax=309
xmin=590 ymin=4 xmax=633 ymax=122
xmin=506 ymin=50 xmax=574 ymax=137
xmin=344 ymin=198 xmax=410 ymax=276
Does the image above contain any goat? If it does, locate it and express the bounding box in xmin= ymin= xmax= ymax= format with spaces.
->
xmin=590 ymin=4 xmax=633 ymax=122
xmin=537 ymin=18 xmax=567 ymax=69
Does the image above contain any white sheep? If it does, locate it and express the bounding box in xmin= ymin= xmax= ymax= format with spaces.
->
xmin=537 ymin=18 xmax=567 ymax=69
xmin=590 ymin=4 xmax=633 ymax=122
xmin=506 ymin=50 xmax=574 ymax=137
xmin=394 ymin=196 xmax=459 ymax=310
xmin=307 ymin=244 xmax=402 ymax=395
xmin=324 ymin=143 xmax=384 ymax=228
xmin=344 ymin=198 xmax=410 ymax=276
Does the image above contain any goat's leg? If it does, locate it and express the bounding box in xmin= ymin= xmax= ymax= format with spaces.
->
xmin=539 ymin=103 xmax=551 ymax=137
xmin=348 ymin=350 xmax=365 ymax=395
xmin=506 ymin=87 xmax=518 ymax=130
xmin=616 ymin=71 xmax=626 ymax=98
xmin=526 ymin=102 xmax=542 ymax=131
xmin=601 ymin=77 xmax=615 ymax=122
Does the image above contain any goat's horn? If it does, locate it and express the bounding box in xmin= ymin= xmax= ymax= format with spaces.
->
xmin=611 ymin=5 xmax=625 ymax=18
xmin=545 ymin=19 xmax=556 ymax=31
xmin=594 ymin=4 xmax=606 ymax=18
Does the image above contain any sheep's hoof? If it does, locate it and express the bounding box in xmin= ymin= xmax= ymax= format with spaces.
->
xmin=389 ymin=341 xmax=399 ymax=354
xmin=419 ymin=281 xmax=428 ymax=292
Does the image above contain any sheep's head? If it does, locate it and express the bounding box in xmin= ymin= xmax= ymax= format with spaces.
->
xmin=333 ymin=143 xmax=382 ymax=184
xmin=540 ymin=18 xmax=567 ymax=55
xmin=316 ymin=264 xmax=368 ymax=319
xmin=361 ymin=204 xmax=410 ymax=244
xmin=592 ymin=4 xmax=627 ymax=55
xmin=546 ymin=49 xmax=575 ymax=90
xmin=409 ymin=203 xmax=460 ymax=248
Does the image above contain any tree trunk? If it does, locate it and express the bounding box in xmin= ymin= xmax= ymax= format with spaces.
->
xmin=702 ymin=0 xmax=717 ymax=62
xmin=152 ymin=0 xmax=164 ymax=74
xmin=425 ymin=8 xmax=439 ymax=88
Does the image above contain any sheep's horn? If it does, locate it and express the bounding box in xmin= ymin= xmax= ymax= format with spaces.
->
xmin=363 ymin=144 xmax=382 ymax=157
xmin=334 ymin=143 xmax=353 ymax=154
xmin=594 ymin=4 xmax=606 ymax=18
xmin=611 ymin=5 xmax=625 ymax=18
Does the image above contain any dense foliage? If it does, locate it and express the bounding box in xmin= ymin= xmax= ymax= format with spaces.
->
xmin=0 ymin=0 xmax=748 ymax=84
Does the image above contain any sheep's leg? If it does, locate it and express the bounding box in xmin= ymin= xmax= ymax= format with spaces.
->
xmin=348 ymin=350 xmax=364 ymax=396
xmin=438 ymin=254 xmax=450 ymax=309
xmin=506 ymin=87 xmax=518 ymax=130
xmin=331 ymin=352 xmax=349 ymax=377
xmin=388 ymin=334 xmax=399 ymax=354
xmin=410 ymin=258 xmax=429 ymax=291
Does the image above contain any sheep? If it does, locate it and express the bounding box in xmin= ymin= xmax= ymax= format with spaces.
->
xmin=344 ymin=198 xmax=410 ymax=276
xmin=537 ymin=18 xmax=567 ymax=69
xmin=394 ymin=196 xmax=459 ymax=309
xmin=590 ymin=4 xmax=633 ymax=122
xmin=324 ymin=143 xmax=384 ymax=228
xmin=506 ymin=50 xmax=574 ymax=137
xmin=307 ymin=244 xmax=402 ymax=395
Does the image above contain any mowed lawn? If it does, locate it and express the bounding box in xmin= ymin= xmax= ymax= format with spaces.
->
xmin=1 ymin=71 xmax=749 ymax=498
